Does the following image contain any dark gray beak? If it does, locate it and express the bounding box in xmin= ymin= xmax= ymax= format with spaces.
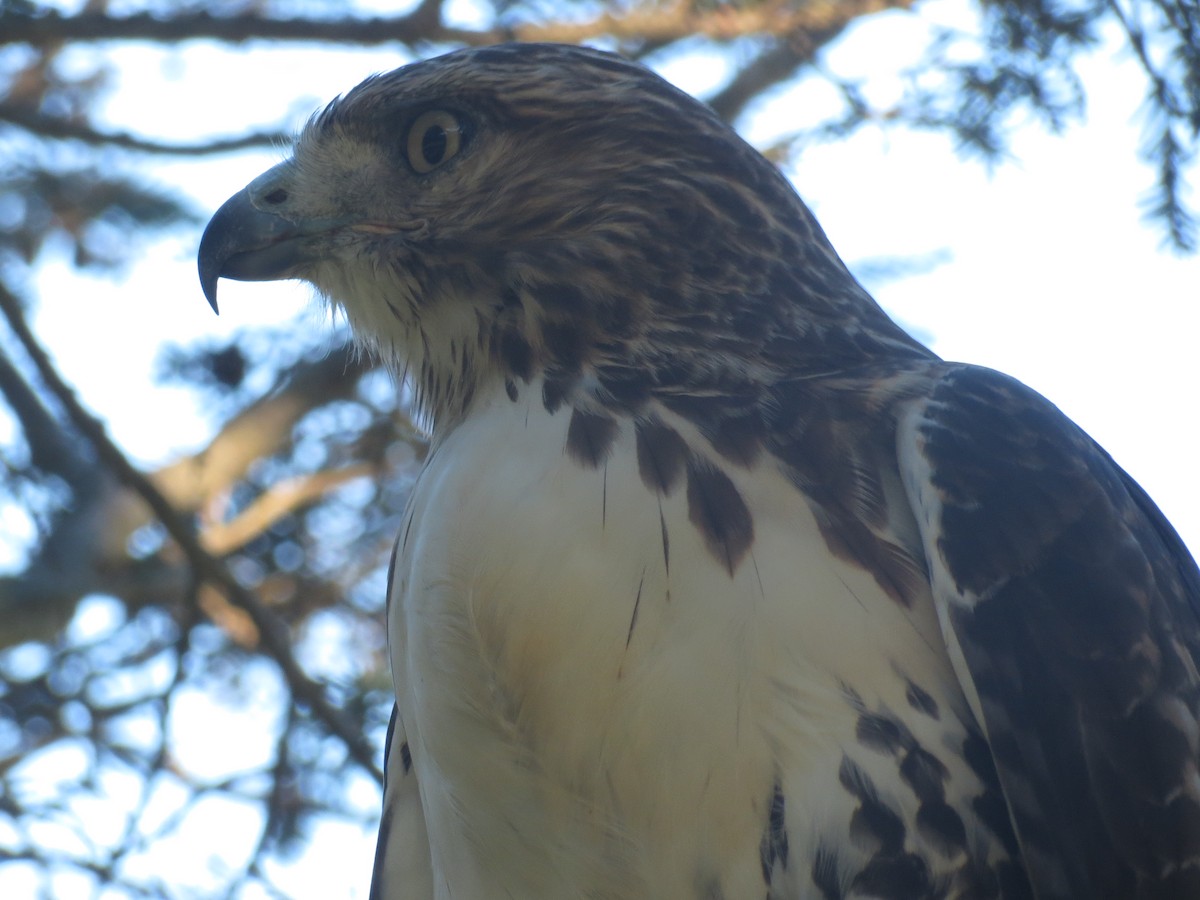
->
xmin=198 ymin=162 xmax=414 ymax=312
xmin=197 ymin=193 xmax=299 ymax=313
xmin=197 ymin=163 xmax=318 ymax=313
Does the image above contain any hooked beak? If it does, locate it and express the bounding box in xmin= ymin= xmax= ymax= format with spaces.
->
xmin=198 ymin=191 xmax=296 ymax=313
xmin=198 ymin=162 xmax=423 ymax=313
xmin=197 ymin=162 xmax=341 ymax=314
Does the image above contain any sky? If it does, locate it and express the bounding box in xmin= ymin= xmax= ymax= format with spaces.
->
xmin=3 ymin=0 xmax=1199 ymax=896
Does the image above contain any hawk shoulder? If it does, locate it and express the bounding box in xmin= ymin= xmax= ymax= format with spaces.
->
xmin=898 ymin=363 xmax=1200 ymax=899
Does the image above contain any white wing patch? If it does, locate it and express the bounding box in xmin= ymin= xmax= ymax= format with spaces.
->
xmin=896 ymin=400 xmax=989 ymax=736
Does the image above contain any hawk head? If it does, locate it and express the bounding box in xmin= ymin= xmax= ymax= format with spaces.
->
xmin=199 ymin=42 xmax=924 ymax=429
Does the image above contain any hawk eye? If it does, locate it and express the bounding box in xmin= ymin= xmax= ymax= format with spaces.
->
xmin=407 ymin=110 xmax=463 ymax=174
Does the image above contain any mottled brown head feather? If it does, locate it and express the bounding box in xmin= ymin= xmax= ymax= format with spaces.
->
xmin=278 ymin=44 xmax=930 ymax=428
xmin=240 ymin=40 xmax=940 ymax=595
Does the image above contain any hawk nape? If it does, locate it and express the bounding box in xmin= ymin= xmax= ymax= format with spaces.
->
xmin=198 ymin=43 xmax=1200 ymax=900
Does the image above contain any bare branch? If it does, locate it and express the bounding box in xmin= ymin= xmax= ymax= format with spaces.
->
xmin=1 ymin=1 xmax=911 ymax=51
xmin=152 ymin=344 xmax=372 ymax=511
xmin=0 ymin=102 xmax=290 ymax=155
xmin=0 ymin=7 xmax=453 ymax=47
xmin=202 ymin=463 xmax=377 ymax=556
xmin=0 ymin=344 xmax=90 ymax=483
xmin=708 ymin=0 xmax=917 ymax=123
xmin=0 ymin=342 xmax=382 ymax=651
xmin=0 ymin=280 xmax=383 ymax=783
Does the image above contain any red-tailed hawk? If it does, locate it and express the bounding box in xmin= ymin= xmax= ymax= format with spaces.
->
xmin=198 ymin=43 xmax=1200 ymax=899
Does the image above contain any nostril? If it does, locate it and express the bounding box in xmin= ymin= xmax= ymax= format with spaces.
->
xmin=263 ymin=188 xmax=288 ymax=205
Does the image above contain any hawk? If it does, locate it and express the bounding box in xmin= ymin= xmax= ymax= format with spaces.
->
xmin=197 ymin=43 xmax=1200 ymax=899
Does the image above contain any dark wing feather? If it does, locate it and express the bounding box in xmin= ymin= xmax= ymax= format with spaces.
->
xmin=899 ymin=364 xmax=1200 ymax=899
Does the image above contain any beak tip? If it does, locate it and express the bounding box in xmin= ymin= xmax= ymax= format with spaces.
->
xmin=197 ymin=177 xmax=305 ymax=314
xmin=198 ymin=259 xmax=221 ymax=314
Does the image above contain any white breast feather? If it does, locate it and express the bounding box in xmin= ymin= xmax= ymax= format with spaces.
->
xmin=388 ymin=382 xmax=992 ymax=899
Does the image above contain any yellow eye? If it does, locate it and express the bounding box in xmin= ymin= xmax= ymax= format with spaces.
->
xmin=407 ymin=110 xmax=463 ymax=173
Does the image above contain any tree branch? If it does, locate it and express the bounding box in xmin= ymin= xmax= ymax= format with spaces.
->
xmin=0 ymin=102 xmax=290 ymax=155
xmin=0 ymin=342 xmax=91 ymax=483
xmin=0 ymin=280 xmax=383 ymax=784
xmin=201 ymin=463 xmax=377 ymax=556
xmin=708 ymin=0 xmax=917 ymax=123
xmin=1 ymin=2 xmax=910 ymax=51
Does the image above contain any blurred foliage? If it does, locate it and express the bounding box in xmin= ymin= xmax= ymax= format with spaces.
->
xmin=1 ymin=167 xmax=187 ymax=268
xmin=0 ymin=0 xmax=1195 ymax=896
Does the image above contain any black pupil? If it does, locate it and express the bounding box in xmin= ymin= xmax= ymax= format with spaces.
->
xmin=422 ymin=124 xmax=448 ymax=164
